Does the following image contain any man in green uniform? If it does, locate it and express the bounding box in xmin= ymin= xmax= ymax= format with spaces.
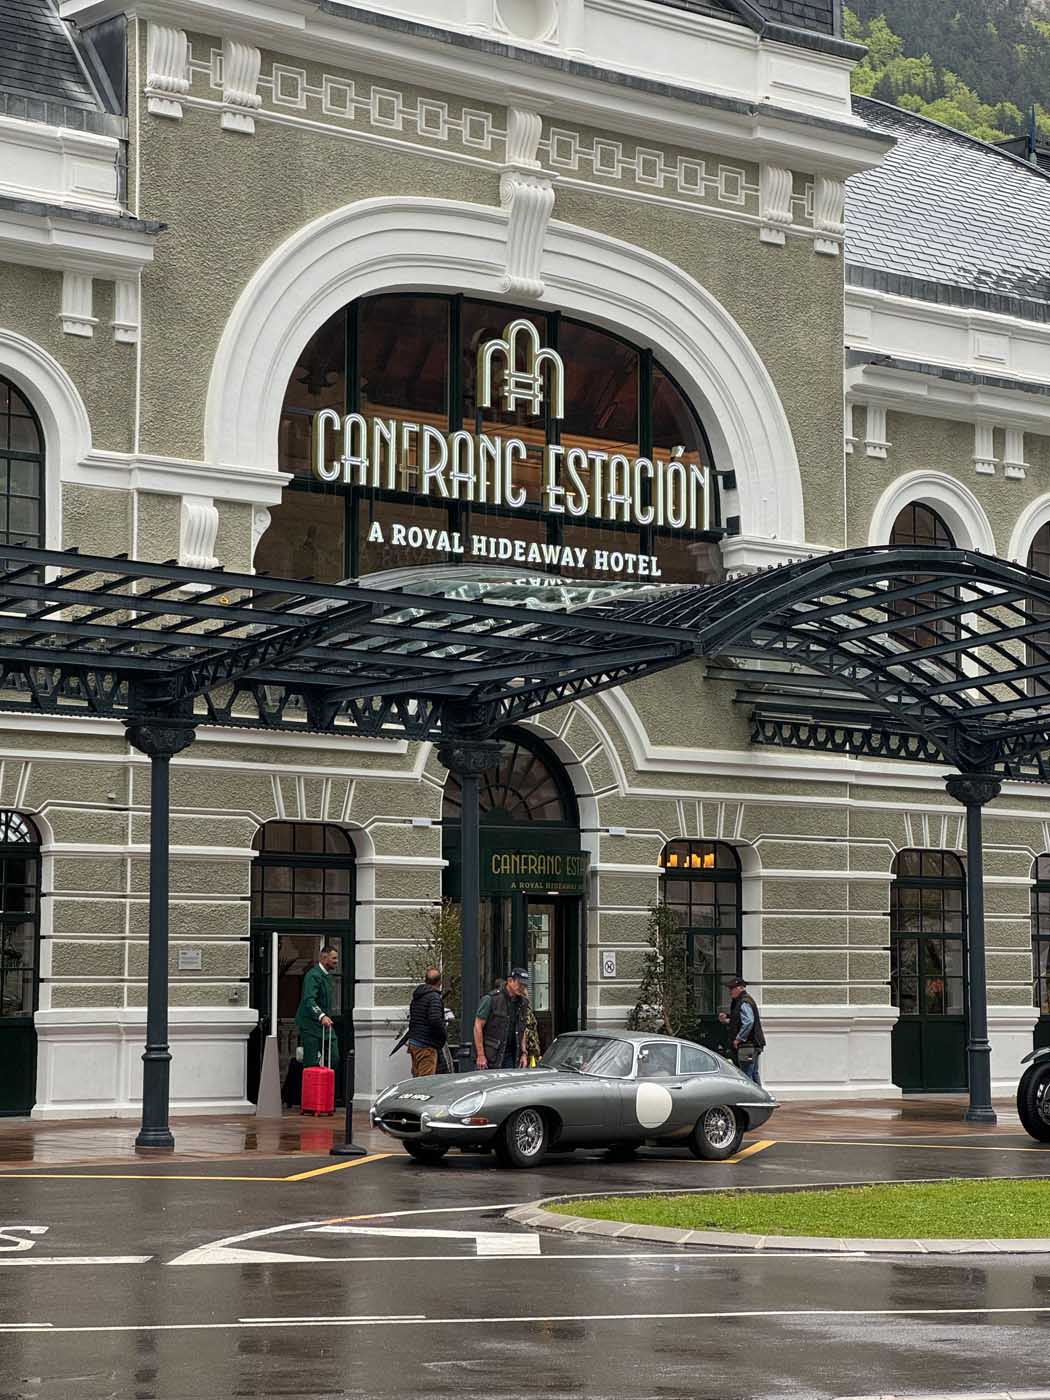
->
xmin=295 ymin=943 xmax=340 ymax=1069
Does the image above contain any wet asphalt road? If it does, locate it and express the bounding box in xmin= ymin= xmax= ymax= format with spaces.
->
xmin=1 ymin=1133 xmax=1049 ymax=1400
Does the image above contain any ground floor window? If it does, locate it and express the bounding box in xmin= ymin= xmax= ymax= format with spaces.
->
xmin=248 ymin=822 xmax=355 ymax=1102
xmin=890 ymin=849 xmax=967 ymax=1092
xmin=0 ymin=810 xmax=40 ymax=1115
xmin=1031 ymin=856 xmax=1050 ymax=1050
xmin=660 ymin=839 xmax=741 ymax=1049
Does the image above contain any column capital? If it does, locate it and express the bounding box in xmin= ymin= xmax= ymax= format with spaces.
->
xmin=945 ymin=772 xmax=1002 ymax=808
xmin=126 ymin=721 xmax=197 ymax=760
xmin=437 ymin=739 xmax=503 ymax=778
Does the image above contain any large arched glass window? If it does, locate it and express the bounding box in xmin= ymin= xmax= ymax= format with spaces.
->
xmin=0 ymin=379 xmax=45 ymax=558
xmin=889 ymin=502 xmax=957 ymax=648
xmin=660 ymin=840 xmax=741 ymax=1037
xmin=259 ymin=294 xmax=720 ymax=586
xmin=442 ymin=732 xmax=576 ymax=827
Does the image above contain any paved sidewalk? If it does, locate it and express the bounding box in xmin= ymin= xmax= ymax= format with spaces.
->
xmin=0 ymin=1093 xmax=1023 ymax=1169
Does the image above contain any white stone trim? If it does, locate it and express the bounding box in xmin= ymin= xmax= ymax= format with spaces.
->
xmin=146 ymin=22 xmax=190 ymax=120
xmin=59 ymin=270 xmax=97 ymax=337
xmin=0 ymin=327 xmax=92 ymax=548
xmin=0 ymin=113 xmax=120 ymax=214
xmin=500 ymin=107 xmax=555 ymax=297
xmin=759 ymin=162 xmax=792 ymax=246
xmin=32 ymin=1007 xmax=257 ymax=1120
xmin=1008 ymin=494 xmax=1050 ymax=566
xmin=72 ymin=449 xmax=291 ymax=505
xmin=221 ymin=38 xmax=263 ymax=133
xmin=178 ymin=494 xmax=220 ymax=569
xmin=204 ymin=195 xmax=806 ymax=547
xmin=868 ymin=470 xmax=996 ymax=554
xmin=973 ymin=419 xmax=998 ymax=477
xmin=720 ymin=534 xmax=828 ymax=573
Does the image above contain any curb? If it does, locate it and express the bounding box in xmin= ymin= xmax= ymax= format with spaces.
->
xmin=505 ymin=1202 xmax=1050 ymax=1256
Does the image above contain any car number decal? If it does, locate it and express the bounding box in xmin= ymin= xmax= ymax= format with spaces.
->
xmin=635 ymin=1082 xmax=674 ymax=1129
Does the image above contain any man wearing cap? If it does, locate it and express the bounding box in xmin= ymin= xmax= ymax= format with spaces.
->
xmin=474 ymin=969 xmax=530 ymax=1070
xmin=719 ymin=977 xmax=765 ymax=1084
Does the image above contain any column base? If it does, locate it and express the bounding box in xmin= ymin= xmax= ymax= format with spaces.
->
xmin=135 ymin=1128 xmax=176 ymax=1149
xmin=964 ymin=1106 xmax=998 ymax=1125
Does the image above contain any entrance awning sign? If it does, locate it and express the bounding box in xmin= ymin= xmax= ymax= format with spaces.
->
xmin=485 ymin=849 xmax=589 ymax=895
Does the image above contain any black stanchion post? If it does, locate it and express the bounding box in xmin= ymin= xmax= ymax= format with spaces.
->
xmin=330 ymin=1045 xmax=367 ymax=1157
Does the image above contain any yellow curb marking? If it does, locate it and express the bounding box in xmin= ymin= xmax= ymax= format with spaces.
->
xmin=283 ymin=1154 xmax=392 ymax=1181
xmin=725 ymin=1139 xmax=776 ymax=1164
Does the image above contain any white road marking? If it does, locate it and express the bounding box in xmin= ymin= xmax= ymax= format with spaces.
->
xmin=0 ymin=1256 xmax=151 ymax=1268
xmin=159 ymin=1249 xmax=873 ymax=1266
xmin=314 ymin=1224 xmax=540 ymax=1256
xmin=241 ymin=1315 xmax=425 ymax=1324
xmin=6 ymin=1304 xmax=1050 ymax=1336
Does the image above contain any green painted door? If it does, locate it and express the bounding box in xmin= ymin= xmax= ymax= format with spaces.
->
xmin=891 ymin=851 xmax=968 ymax=1092
xmin=0 ymin=815 xmax=41 ymax=1116
xmin=1030 ymin=858 xmax=1050 ymax=1052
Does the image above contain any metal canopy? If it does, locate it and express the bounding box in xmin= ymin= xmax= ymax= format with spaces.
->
xmin=4 ymin=545 xmax=1050 ymax=771
xmin=590 ymin=544 xmax=1050 ymax=777
xmin=0 ymin=546 xmax=698 ymax=740
xmin=5 ymin=541 xmax=1046 ymax=1138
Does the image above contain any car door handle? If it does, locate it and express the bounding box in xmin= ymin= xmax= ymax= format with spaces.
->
xmin=670 ymin=1084 xmax=684 ymax=1090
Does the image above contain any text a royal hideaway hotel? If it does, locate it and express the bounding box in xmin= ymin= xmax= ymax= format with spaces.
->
xmin=1 ymin=0 xmax=1050 ymax=1121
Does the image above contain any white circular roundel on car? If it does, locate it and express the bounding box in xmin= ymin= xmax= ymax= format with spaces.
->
xmin=635 ymin=1082 xmax=674 ymax=1130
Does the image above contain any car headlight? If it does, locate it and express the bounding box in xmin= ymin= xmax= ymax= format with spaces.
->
xmin=449 ymin=1091 xmax=486 ymax=1119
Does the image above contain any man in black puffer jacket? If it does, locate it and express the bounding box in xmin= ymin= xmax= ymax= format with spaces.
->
xmin=407 ymin=967 xmax=446 ymax=1077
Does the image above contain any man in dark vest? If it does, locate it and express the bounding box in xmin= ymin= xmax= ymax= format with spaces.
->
xmin=473 ymin=968 xmax=529 ymax=1070
xmin=719 ymin=977 xmax=765 ymax=1084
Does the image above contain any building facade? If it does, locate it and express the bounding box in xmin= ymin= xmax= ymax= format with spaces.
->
xmin=0 ymin=0 xmax=1048 ymax=1118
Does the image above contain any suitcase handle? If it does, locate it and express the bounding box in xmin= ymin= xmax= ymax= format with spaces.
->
xmin=321 ymin=1021 xmax=332 ymax=1070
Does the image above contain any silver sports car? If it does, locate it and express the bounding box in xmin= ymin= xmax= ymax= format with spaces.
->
xmin=371 ymin=1029 xmax=777 ymax=1168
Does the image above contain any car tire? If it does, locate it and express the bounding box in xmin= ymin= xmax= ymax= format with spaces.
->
xmin=688 ymin=1106 xmax=744 ymax=1161
xmin=1017 ymin=1062 xmax=1050 ymax=1142
xmin=495 ymin=1108 xmax=548 ymax=1168
xmin=403 ymin=1140 xmax=450 ymax=1164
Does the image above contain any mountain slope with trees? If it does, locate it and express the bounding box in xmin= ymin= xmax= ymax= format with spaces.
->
xmin=846 ymin=1 xmax=1050 ymax=143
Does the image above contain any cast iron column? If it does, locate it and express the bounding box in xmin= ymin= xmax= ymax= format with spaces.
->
xmin=945 ymin=772 xmax=1003 ymax=1125
xmin=437 ymin=740 xmax=503 ymax=1073
xmin=126 ymin=720 xmax=196 ymax=1149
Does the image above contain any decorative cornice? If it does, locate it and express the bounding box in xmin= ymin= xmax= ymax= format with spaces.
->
xmin=74 ymin=450 xmax=291 ymax=505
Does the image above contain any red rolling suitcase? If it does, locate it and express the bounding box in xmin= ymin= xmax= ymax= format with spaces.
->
xmin=300 ymin=1025 xmax=336 ymax=1116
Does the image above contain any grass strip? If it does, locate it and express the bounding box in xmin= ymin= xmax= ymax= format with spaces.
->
xmin=548 ymin=1178 xmax=1050 ymax=1238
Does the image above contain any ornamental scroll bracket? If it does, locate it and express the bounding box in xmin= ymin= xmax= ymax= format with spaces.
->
xmin=759 ymin=164 xmax=793 ymax=247
xmin=500 ymin=107 xmax=555 ymax=299
xmin=222 ymin=39 xmax=263 ymax=134
xmin=814 ymin=175 xmax=845 ymax=257
xmin=146 ymin=23 xmax=190 ymax=120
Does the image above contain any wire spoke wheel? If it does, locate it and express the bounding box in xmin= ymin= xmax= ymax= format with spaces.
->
xmin=497 ymin=1107 xmax=549 ymax=1168
xmin=689 ymin=1104 xmax=743 ymax=1161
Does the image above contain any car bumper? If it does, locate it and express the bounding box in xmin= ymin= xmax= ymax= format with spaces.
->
xmin=735 ymin=1099 xmax=778 ymax=1130
xmin=371 ymin=1108 xmax=500 ymax=1147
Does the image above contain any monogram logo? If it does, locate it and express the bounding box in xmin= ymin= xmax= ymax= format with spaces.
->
xmin=477 ymin=318 xmax=565 ymax=420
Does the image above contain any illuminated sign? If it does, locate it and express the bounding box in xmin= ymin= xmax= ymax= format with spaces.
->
xmin=310 ymin=319 xmax=710 ymax=538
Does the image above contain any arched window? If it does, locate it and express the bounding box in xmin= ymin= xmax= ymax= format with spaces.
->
xmin=660 ymin=840 xmax=741 ymax=1036
xmin=1025 ymin=524 xmax=1050 ymax=697
xmin=259 ymin=294 xmax=720 ymax=586
xmin=442 ymin=732 xmax=577 ymax=827
xmin=890 ymin=849 xmax=967 ymax=1091
xmin=0 ymin=378 xmax=45 ymax=557
xmin=889 ymin=502 xmax=957 ymax=648
xmin=1031 ymin=856 xmax=1050 ymax=1034
xmin=0 ymin=811 xmax=39 ymax=1019
xmin=251 ymin=822 xmax=354 ymax=923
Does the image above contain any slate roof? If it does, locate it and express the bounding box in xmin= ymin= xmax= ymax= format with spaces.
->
xmin=655 ymin=0 xmax=837 ymax=34
xmin=847 ymin=96 xmax=1050 ymax=322
xmin=0 ymin=0 xmax=108 ymax=129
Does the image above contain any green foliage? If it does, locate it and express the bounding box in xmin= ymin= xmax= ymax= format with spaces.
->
xmin=626 ymin=904 xmax=688 ymax=1037
xmin=552 ymin=1178 xmax=1050 ymax=1239
xmin=411 ymin=899 xmax=462 ymax=1028
xmin=846 ymin=3 xmax=1050 ymax=144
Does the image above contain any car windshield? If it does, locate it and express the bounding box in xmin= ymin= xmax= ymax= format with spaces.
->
xmin=540 ymin=1035 xmax=632 ymax=1076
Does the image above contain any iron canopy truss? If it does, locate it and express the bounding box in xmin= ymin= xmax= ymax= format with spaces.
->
xmin=2 ymin=544 xmax=1050 ymax=771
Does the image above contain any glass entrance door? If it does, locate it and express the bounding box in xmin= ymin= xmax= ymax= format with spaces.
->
xmin=0 ymin=814 xmax=40 ymax=1116
xmin=522 ymin=896 xmax=580 ymax=1052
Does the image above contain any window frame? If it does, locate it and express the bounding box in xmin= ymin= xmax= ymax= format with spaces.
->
xmin=0 ymin=377 xmax=45 ymax=556
xmin=0 ymin=810 xmax=41 ymax=1024
xmin=660 ymin=839 xmax=742 ymax=1023
xmin=890 ymin=849 xmax=967 ymax=1020
xmin=1030 ymin=855 xmax=1050 ymax=1019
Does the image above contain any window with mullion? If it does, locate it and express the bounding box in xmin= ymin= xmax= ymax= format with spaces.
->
xmin=890 ymin=850 xmax=966 ymax=1018
xmin=660 ymin=840 xmax=741 ymax=1017
xmin=0 ymin=378 xmax=45 ymax=563
xmin=1030 ymin=855 xmax=1050 ymax=1016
